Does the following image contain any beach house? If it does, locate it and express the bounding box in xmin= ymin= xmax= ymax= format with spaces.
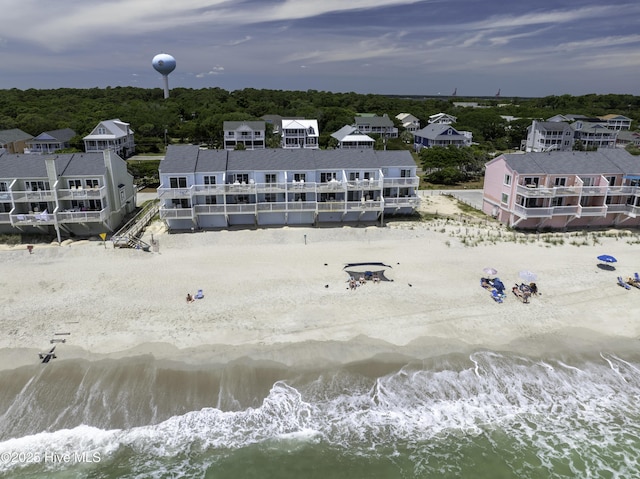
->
xmin=482 ymin=149 xmax=640 ymax=230
xmin=223 ymin=121 xmax=266 ymax=150
xmin=281 ymin=119 xmax=320 ymax=149
xmin=354 ymin=114 xmax=398 ymax=138
xmin=413 ymin=124 xmax=472 ymax=151
xmin=330 ymin=125 xmax=375 ymax=149
xmin=25 ymin=128 xmax=76 ymax=154
xmin=157 ymin=145 xmax=420 ymax=230
xmin=0 ymin=128 xmax=33 ymax=154
xmin=0 ymin=150 xmax=136 ymax=241
xmin=83 ymin=119 xmax=135 ymax=158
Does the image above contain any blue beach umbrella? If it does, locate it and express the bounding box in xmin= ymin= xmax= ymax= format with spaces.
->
xmin=597 ymin=255 xmax=617 ymax=264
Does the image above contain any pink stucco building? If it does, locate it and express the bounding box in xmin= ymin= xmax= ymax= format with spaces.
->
xmin=482 ymin=150 xmax=640 ymax=230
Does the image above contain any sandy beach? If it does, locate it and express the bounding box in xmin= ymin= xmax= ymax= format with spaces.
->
xmin=2 ymin=194 xmax=640 ymax=370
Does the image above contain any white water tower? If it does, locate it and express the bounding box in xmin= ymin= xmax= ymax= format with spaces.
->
xmin=152 ymin=53 xmax=176 ymax=99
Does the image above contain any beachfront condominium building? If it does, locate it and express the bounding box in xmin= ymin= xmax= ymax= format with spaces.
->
xmin=482 ymin=149 xmax=640 ymax=230
xmin=0 ymin=150 xmax=137 ymax=241
xmin=83 ymin=119 xmax=135 ymax=158
xmin=157 ymin=145 xmax=420 ymax=230
xmin=281 ymin=119 xmax=319 ymax=149
xmin=223 ymin=121 xmax=266 ymax=150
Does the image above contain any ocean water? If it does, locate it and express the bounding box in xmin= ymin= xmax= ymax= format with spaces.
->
xmin=1 ymin=347 xmax=640 ymax=478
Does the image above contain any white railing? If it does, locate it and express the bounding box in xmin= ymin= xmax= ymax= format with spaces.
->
xmin=383 ymin=177 xmax=420 ymax=187
xmin=385 ymin=197 xmax=420 ymax=207
xmin=193 ymin=184 xmax=225 ymax=195
xmin=225 ymin=204 xmax=257 ymax=214
xmin=194 ymin=204 xmax=226 ymax=214
xmin=11 ymin=212 xmax=56 ymax=225
xmin=346 ymin=200 xmax=383 ymax=211
xmin=286 ymin=201 xmax=317 ymax=211
xmin=317 ymin=201 xmax=346 ymax=212
xmin=57 ymin=209 xmax=107 ymax=223
xmin=0 ymin=212 xmax=10 ymax=223
xmin=157 ymin=186 xmax=194 ymax=199
xmin=11 ymin=190 xmax=56 ymax=202
xmin=255 ymin=182 xmax=288 ymax=193
xmin=552 ymin=205 xmax=580 ymax=216
xmin=581 ymin=186 xmax=608 ymax=196
xmin=159 ymin=207 xmax=194 ymax=219
xmin=256 ymin=202 xmax=288 ymax=213
xmin=579 ymin=205 xmax=607 ymax=216
xmin=513 ymin=204 xmax=553 ymax=218
xmin=57 ymin=186 xmax=106 ymax=201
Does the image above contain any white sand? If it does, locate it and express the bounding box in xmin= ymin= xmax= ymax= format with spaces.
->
xmin=2 ymin=195 xmax=640 ymax=370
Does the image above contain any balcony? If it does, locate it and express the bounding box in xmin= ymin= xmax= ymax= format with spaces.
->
xmin=57 ymin=186 xmax=106 ymax=201
xmin=256 ymin=202 xmax=289 ymax=213
xmin=383 ymin=177 xmax=420 ymax=187
xmin=516 ymin=185 xmax=555 ymax=197
xmin=194 ymin=204 xmax=225 ymax=215
xmin=286 ymin=201 xmax=317 ymax=212
xmin=605 ymin=203 xmax=628 ymax=214
xmin=11 ymin=190 xmax=56 ymax=202
xmin=317 ymin=201 xmax=346 ymax=212
xmin=581 ymin=186 xmax=608 ymax=196
xmin=10 ymin=212 xmax=56 ymax=226
xmin=579 ymin=205 xmax=608 ymax=217
xmin=157 ymin=186 xmax=194 ymax=199
xmin=346 ymin=179 xmax=382 ymax=190
xmin=551 ymin=205 xmax=580 ymax=216
xmin=385 ymin=197 xmax=420 ymax=208
xmin=289 ymin=181 xmax=317 ymax=193
xmin=193 ymin=184 xmax=225 ymax=195
xmin=346 ymin=200 xmax=383 ymax=211
xmin=225 ymin=203 xmax=257 ymax=214
xmin=57 ymin=208 xmax=108 ymax=223
xmin=513 ymin=204 xmax=553 ymax=218
xmin=0 ymin=212 xmax=10 ymax=224
xmin=317 ymin=181 xmax=344 ymax=193
xmin=225 ymin=183 xmax=255 ymax=194
xmin=159 ymin=206 xmax=194 ymax=219
xmin=255 ymin=182 xmax=287 ymax=193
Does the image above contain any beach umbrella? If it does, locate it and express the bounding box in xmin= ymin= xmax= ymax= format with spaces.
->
xmin=483 ymin=267 xmax=498 ymax=276
xmin=519 ymin=270 xmax=537 ymax=282
xmin=597 ymin=254 xmax=617 ymax=264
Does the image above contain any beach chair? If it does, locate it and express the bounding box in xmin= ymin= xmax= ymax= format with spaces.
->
xmin=634 ymin=272 xmax=640 ymax=283
xmin=195 ymin=289 xmax=204 ymax=299
xmin=617 ymin=277 xmax=631 ymax=290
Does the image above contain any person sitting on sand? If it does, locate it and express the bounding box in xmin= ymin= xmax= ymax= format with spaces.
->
xmin=529 ymin=283 xmax=538 ymax=295
xmin=373 ymin=273 xmax=380 ymax=283
xmin=186 ymin=293 xmax=194 ymax=303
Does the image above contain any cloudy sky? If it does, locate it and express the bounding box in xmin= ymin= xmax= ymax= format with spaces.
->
xmin=1 ymin=0 xmax=639 ymax=97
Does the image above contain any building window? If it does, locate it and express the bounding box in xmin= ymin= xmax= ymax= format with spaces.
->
xmin=554 ymin=177 xmax=566 ymax=187
xmin=26 ymin=181 xmax=48 ymax=191
xmin=551 ymin=197 xmax=563 ymax=207
xmin=501 ymin=193 xmax=509 ymax=204
xmin=204 ymin=176 xmax=216 ymax=185
xmin=400 ymin=169 xmax=410 ymax=178
xmin=229 ymin=174 xmax=249 ymax=184
xmin=294 ymin=173 xmax=306 ymax=182
xmin=265 ymin=174 xmax=277 ymax=184
xmin=524 ymin=177 xmax=539 ymax=187
xmin=0 ymin=182 xmax=7 ymax=192
xmin=69 ymin=179 xmax=82 ymax=189
xmin=205 ymin=196 xmax=217 ymax=205
xmin=264 ymin=193 xmax=276 ymax=202
xmin=605 ymin=176 xmax=616 ymax=186
xmin=321 ymin=172 xmax=337 ymax=183
xmin=86 ymin=179 xmax=99 ymax=188
xmin=169 ymin=177 xmax=187 ymax=188
xmin=504 ymin=174 xmax=511 ymax=185
xmin=349 ymin=172 xmax=360 ymax=181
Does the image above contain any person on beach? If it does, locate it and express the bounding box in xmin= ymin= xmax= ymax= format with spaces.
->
xmin=186 ymin=293 xmax=194 ymax=303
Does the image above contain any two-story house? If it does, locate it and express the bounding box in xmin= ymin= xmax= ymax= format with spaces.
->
xmin=428 ymin=113 xmax=457 ymax=125
xmin=523 ymin=120 xmax=575 ymax=152
xmin=281 ymin=119 xmax=319 ymax=149
xmin=83 ymin=119 xmax=135 ymax=158
xmin=223 ymin=121 xmax=265 ymax=150
xmin=571 ymin=122 xmax=618 ymax=149
xmin=0 ymin=150 xmax=136 ymax=240
xmin=354 ymin=114 xmax=398 ymax=138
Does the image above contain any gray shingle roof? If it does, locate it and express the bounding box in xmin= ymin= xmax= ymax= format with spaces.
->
xmin=500 ymin=150 xmax=640 ymax=176
xmin=160 ymin=145 xmax=416 ymax=174
xmin=0 ymin=128 xmax=33 ymax=144
xmin=0 ymin=152 xmax=107 ymax=179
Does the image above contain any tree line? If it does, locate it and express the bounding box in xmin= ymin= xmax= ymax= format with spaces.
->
xmin=0 ymin=87 xmax=637 ymax=184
